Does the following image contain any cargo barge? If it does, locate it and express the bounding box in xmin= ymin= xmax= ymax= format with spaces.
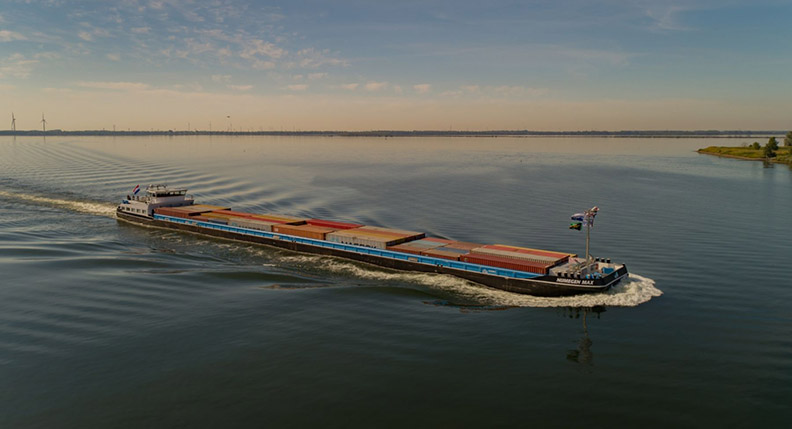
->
xmin=117 ymin=185 xmax=628 ymax=297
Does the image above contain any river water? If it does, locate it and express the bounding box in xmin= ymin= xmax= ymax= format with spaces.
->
xmin=0 ymin=135 xmax=789 ymax=427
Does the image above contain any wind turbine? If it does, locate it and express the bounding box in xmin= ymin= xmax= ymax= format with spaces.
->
xmin=11 ymin=112 xmax=16 ymax=132
xmin=41 ymin=113 xmax=47 ymax=133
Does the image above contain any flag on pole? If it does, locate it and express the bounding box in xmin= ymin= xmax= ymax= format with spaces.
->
xmin=570 ymin=206 xmax=599 ymax=230
xmin=133 ymin=184 xmax=140 ymax=195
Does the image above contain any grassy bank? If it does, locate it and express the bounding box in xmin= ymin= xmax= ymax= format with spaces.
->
xmin=697 ymin=145 xmax=792 ymax=165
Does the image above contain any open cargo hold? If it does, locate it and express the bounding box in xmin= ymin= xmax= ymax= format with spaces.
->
xmin=271 ymin=224 xmax=337 ymax=240
xmin=470 ymin=245 xmax=568 ymax=265
xmin=228 ymin=217 xmax=279 ymax=232
xmin=460 ymin=253 xmax=553 ymax=275
xmin=420 ymin=248 xmax=463 ymax=261
xmin=307 ymin=219 xmax=363 ymax=230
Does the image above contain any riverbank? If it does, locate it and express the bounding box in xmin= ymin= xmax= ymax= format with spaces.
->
xmin=697 ymin=146 xmax=792 ymax=165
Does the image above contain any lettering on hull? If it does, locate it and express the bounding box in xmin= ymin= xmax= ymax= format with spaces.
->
xmin=555 ymin=278 xmax=596 ymax=285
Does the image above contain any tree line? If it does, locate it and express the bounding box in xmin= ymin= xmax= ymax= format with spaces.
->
xmin=751 ymin=131 xmax=792 ymax=158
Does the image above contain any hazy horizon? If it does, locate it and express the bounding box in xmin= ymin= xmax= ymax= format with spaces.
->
xmin=1 ymin=1 xmax=790 ymax=131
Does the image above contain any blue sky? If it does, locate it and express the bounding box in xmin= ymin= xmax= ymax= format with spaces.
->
xmin=1 ymin=0 xmax=790 ymax=130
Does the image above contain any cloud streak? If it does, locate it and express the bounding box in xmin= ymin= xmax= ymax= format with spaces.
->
xmin=413 ymin=83 xmax=431 ymax=94
xmin=0 ymin=30 xmax=26 ymax=42
xmin=76 ymin=81 xmax=150 ymax=90
xmin=0 ymin=54 xmax=38 ymax=79
xmin=0 ymin=0 xmax=789 ymax=130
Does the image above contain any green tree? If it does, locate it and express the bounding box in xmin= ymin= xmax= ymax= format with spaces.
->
xmin=768 ymin=137 xmax=779 ymax=151
xmin=785 ymin=131 xmax=792 ymax=147
xmin=751 ymin=142 xmax=761 ymax=150
xmin=763 ymin=143 xmax=776 ymax=158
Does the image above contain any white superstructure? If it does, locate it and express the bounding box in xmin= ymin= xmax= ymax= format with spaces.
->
xmin=117 ymin=184 xmax=193 ymax=218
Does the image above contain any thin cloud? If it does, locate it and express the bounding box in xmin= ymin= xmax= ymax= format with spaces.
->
xmin=297 ymin=48 xmax=347 ymax=69
xmin=77 ymin=31 xmax=93 ymax=42
xmin=413 ymin=84 xmax=431 ymax=94
xmin=211 ymin=74 xmax=232 ymax=83
xmin=241 ymin=39 xmax=285 ymax=59
xmin=42 ymin=87 xmax=74 ymax=94
xmin=340 ymin=83 xmax=358 ymax=90
xmin=645 ymin=5 xmax=692 ymax=32
xmin=251 ymin=60 xmax=275 ymax=70
xmin=228 ymin=84 xmax=253 ymax=91
xmin=365 ymin=81 xmax=388 ymax=91
xmin=77 ymin=81 xmax=150 ymax=90
xmin=106 ymin=53 xmax=121 ymax=61
xmin=492 ymin=85 xmax=548 ymax=97
xmin=287 ymin=84 xmax=308 ymax=91
xmin=0 ymin=30 xmax=26 ymax=42
xmin=0 ymin=54 xmax=38 ymax=79
xmin=461 ymin=85 xmax=480 ymax=93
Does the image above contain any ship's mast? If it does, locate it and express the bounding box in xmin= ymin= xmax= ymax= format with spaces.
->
xmin=585 ymin=216 xmax=591 ymax=272
xmin=583 ymin=206 xmax=598 ymax=274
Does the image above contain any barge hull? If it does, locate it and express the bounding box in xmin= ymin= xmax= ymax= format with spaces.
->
xmin=117 ymin=210 xmax=627 ymax=297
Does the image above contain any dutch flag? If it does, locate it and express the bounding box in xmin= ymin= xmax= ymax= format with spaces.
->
xmin=133 ymin=184 xmax=140 ymax=195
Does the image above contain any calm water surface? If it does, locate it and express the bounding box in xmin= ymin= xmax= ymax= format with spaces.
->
xmin=0 ymin=136 xmax=790 ymax=427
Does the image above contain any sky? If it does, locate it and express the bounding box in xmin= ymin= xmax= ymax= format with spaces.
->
xmin=0 ymin=0 xmax=791 ymax=131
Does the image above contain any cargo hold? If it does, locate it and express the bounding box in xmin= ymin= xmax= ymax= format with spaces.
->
xmin=307 ymin=219 xmax=363 ymax=230
xmin=271 ymin=224 xmax=337 ymax=240
xmin=470 ymin=245 xmax=568 ymax=265
xmin=461 ymin=253 xmax=553 ymax=275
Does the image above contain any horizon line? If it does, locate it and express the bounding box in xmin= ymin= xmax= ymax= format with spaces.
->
xmin=0 ymin=129 xmax=787 ymax=138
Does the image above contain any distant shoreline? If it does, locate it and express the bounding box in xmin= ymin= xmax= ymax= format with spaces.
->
xmin=0 ymin=130 xmax=785 ymax=138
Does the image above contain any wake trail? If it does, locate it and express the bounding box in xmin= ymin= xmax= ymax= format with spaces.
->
xmin=276 ymin=255 xmax=662 ymax=307
xmin=0 ymin=190 xmax=117 ymax=217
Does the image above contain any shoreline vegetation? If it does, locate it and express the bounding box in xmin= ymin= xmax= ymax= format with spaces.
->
xmin=698 ymin=134 xmax=792 ymax=166
xmin=0 ymin=129 xmax=786 ymax=138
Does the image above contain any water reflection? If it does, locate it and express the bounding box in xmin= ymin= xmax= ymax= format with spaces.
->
xmin=565 ymin=307 xmax=604 ymax=365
